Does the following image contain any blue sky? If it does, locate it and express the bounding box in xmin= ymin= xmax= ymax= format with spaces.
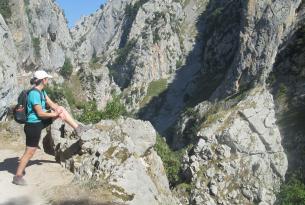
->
xmin=56 ymin=0 xmax=107 ymax=28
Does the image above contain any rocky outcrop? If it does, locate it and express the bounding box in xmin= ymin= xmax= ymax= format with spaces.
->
xmin=178 ymin=88 xmax=287 ymax=204
xmin=45 ymin=118 xmax=178 ymax=205
xmin=0 ymin=14 xmax=18 ymax=121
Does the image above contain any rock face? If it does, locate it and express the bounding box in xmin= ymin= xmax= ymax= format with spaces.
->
xmin=46 ymin=118 xmax=178 ymax=205
xmin=180 ymin=89 xmax=287 ymax=204
xmin=210 ymin=0 xmax=302 ymax=100
xmin=6 ymin=0 xmax=72 ymax=71
xmin=0 ymin=14 xmax=18 ymax=121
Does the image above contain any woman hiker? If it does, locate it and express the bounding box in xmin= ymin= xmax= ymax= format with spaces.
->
xmin=13 ymin=70 xmax=88 ymax=186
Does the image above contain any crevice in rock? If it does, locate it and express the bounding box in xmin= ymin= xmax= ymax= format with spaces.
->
xmin=238 ymin=111 xmax=272 ymax=153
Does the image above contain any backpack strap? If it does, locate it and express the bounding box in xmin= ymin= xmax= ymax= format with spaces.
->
xmin=28 ymin=88 xmax=45 ymax=105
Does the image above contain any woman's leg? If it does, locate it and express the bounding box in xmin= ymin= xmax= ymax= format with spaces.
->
xmin=18 ymin=123 xmax=40 ymax=178
xmin=15 ymin=147 xmax=37 ymax=177
xmin=56 ymin=107 xmax=78 ymax=129
xmin=55 ymin=107 xmax=89 ymax=136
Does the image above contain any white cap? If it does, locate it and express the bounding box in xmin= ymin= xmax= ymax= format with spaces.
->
xmin=34 ymin=70 xmax=53 ymax=79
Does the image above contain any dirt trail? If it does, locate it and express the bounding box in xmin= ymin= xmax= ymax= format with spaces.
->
xmin=0 ymin=147 xmax=74 ymax=205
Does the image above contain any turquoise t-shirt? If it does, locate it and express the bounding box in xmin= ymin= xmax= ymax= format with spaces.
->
xmin=26 ymin=89 xmax=47 ymax=123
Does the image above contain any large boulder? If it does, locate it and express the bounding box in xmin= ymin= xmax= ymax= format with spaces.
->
xmin=45 ymin=117 xmax=178 ymax=205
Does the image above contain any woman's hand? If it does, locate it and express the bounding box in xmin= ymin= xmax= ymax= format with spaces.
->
xmin=51 ymin=112 xmax=60 ymax=118
xmin=55 ymin=106 xmax=66 ymax=120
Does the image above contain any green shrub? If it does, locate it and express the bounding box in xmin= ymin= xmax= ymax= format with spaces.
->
xmin=154 ymin=135 xmax=183 ymax=186
xmin=60 ymin=57 xmax=73 ymax=79
xmin=63 ymin=85 xmax=78 ymax=106
xmin=77 ymin=95 xmax=127 ymax=124
xmin=100 ymin=95 xmax=127 ymax=120
xmin=0 ymin=0 xmax=11 ymax=20
xmin=77 ymin=101 xmax=102 ymax=124
xmin=32 ymin=37 xmax=41 ymax=58
xmin=277 ymin=175 xmax=305 ymax=205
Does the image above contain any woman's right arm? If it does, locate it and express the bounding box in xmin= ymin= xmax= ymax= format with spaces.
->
xmin=45 ymin=95 xmax=60 ymax=111
xmin=33 ymin=104 xmax=59 ymax=119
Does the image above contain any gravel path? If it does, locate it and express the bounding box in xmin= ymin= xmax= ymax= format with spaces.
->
xmin=0 ymin=148 xmax=74 ymax=205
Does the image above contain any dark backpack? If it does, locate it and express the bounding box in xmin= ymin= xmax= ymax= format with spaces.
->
xmin=13 ymin=88 xmax=45 ymax=124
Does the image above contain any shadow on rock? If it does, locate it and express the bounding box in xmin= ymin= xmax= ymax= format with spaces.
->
xmin=0 ymin=157 xmax=57 ymax=175
xmin=0 ymin=197 xmax=31 ymax=205
xmin=52 ymin=199 xmax=125 ymax=205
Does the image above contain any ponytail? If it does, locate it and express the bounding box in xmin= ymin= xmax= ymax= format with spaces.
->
xmin=30 ymin=78 xmax=36 ymax=85
xmin=30 ymin=78 xmax=43 ymax=85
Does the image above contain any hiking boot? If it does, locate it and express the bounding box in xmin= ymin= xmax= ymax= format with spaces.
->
xmin=12 ymin=175 xmax=27 ymax=186
xmin=75 ymin=124 xmax=90 ymax=137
